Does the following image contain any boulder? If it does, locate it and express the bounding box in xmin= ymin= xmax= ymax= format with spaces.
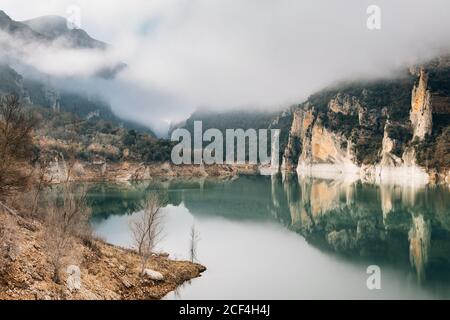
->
xmin=66 ymin=265 xmax=81 ymax=291
xmin=142 ymin=268 xmax=164 ymax=281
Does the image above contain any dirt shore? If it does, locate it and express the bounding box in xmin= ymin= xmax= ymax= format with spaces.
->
xmin=44 ymin=159 xmax=260 ymax=184
xmin=0 ymin=209 xmax=206 ymax=300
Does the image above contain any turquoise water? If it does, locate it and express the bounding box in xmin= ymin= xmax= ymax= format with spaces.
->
xmin=83 ymin=175 xmax=450 ymax=299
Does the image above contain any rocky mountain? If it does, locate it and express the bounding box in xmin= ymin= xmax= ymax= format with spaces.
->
xmin=0 ymin=10 xmax=152 ymax=136
xmin=170 ymin=108 xmax=293 ymax=165
xmin=0 ymin=10 xmax=46 ymax=42
xmin=281 ymin=57 xmax=450 ymax=184
xmin=0 ymin=10 xmax=125 ymax=78
xmin=0 ymin=10 xmax=105 ymax=50
xmin=176 ymin=58 xmax=449 ymax=183
xmin=0 ymin=62 xmax=155 ymax=137
xmin=21 ymin=15 xmax=106 ymax=49
xmin=172 ymin=58 xmax=449 ymax=184
xmin=171 ymin=108 xmax=284 ymax=135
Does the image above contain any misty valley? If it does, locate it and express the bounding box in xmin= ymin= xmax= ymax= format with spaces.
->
xmin=0 ymin=2 xmax=450 ymax=304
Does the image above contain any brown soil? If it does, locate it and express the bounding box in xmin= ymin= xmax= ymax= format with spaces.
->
xmin=0 ymin=209 xmax=206 ymax=300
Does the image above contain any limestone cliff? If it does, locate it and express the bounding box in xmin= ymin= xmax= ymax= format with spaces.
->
xmin=281 ymin=58 xmax=450 ymax=184
xmin=410 ymin=68 xmax=433 ymax=141
xmin=281 ymin=108 xmax=314 ymax=171
xmin=297 ymin=120 xmax=359 ymax=179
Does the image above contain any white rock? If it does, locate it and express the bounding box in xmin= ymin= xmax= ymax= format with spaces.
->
xmin=66 ymin=265 xmax=82 ymax=291
xmin=142 ymin=269 xmax=164 ymax=281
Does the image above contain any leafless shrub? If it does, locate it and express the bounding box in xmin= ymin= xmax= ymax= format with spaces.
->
xmin=44 ymin=183 xmax=92 ymax=283
xmin=189 ymin=224 xmax=200 ymax=263
xmin=64 ymin=118 xmax=84 ymax=182
xmin=130 ymin=193 xmax=166 ymax=275
xmin=0 ymin=220 xmax=7 ymax=273
xmin=29 ymin=164 xmax=49 ymax=218
xmin=0 ymin=94 xmax=35 ymax=198
xmin=0 ymin=214 xmax=16 ymax=274
xmin=9 ymin=163 xmax=49 ymax=219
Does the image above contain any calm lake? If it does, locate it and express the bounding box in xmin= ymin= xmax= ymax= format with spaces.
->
xmin=82 ymin=175 xmax=450 ymax=299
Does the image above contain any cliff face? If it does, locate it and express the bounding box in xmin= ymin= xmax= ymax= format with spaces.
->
xmin=42 ymin=158 xmax=259 ymax=184
xmin=282 ymin=59 xmax=450 ymax=184
xmin=282 ymin=108 xmax=314 ymax=171
xmin=297 ymin=120 xmax=359 ymax=179
xmin=410 ymin=68 xmax=433 ymax=141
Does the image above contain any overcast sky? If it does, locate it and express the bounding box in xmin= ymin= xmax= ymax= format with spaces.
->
xmin=2 ymin=0 xmax=450 ymax=135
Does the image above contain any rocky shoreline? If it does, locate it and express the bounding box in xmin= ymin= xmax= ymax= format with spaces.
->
xmin=42 ymin=158 xmax=450 ymax=186
xmin=43 ymin=159 xmax=260 ymax=184
xmin=0 ymin=208 xmax=206 ymax=300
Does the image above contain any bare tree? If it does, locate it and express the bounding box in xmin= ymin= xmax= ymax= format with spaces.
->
xmin=189 ymin=224 xmax=200 ymax=263
xmin=64 ymin=118 xmax=83 ymax=182
xmin=29 ymin=164 xmax=48 ymax=218
xmin=0 ymin=94 xmax=35 ymax=198
xmin=0 ymin=218 xmax=7 ymax=273
xmin=44 ymin=184 xmax=91 ymax=283
xmin=0 ymin=213 xmax=17 ymax=274
xmin=130 ymin=193 xmax=166 ymax=275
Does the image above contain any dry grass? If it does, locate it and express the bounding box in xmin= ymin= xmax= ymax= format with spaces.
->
xmin=0 ymin=209 xmax=205 ymax=300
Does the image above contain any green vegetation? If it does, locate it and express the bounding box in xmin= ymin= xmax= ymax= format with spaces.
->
xmin=31 ymin=105 xmax=173 ymax=163
xmin=301 ymin=75 xmax=417 ymax=166
xmin=415 ymin=126 xmax=450 ymax=170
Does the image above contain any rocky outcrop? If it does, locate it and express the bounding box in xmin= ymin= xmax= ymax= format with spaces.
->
xmin=297 ymin=121 xmax=359 ymax=180
xmin=328 ymin=93 xmax=360 ymax=116
xmin=281 ymin=62 xmax=449 ymax=185
xmin=66 ymin=265 xmax=82 ymax=291
xmin=42 ymin=160 xmax=259 ymax=184
xmin=281 ymin=108 xmax=314 ymax=171
xmin=410 ymin=68 xmax=433 ymax=141
xmin=143 ymin=269 xmax=164 ymax=281
xmin=373 ymin=121 xmax=429 ymax=185
xmin=0 ymin=64 xmax=30 ymax=103
xmin=380 ymin=126 xmax=403 ymax=167
xmin=46 ymin=156 xmax=69 ymax=183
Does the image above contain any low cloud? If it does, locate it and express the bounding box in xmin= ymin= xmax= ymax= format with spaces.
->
xmin=2 ymin=0 xmax=450 ymax=134
xmin=0 ymin=30 xmax=122 ymax=77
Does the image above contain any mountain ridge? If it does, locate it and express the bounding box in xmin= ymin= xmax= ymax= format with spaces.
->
xmin=21 ymin=14 xmax=107 ymax=49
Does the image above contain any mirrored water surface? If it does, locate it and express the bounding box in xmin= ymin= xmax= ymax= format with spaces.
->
xmin=77 ymin=175 xmax=450 ymax=299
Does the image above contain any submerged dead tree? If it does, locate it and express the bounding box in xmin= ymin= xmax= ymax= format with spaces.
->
xmin=189 ymin=224 xmax=200 ymax=263
xmin=130 ymin=193 xmax=166 ymax=275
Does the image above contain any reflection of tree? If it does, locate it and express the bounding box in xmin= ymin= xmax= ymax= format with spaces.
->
xmin=182 ymin=176 xmax=278 ymax=220
xmin=168 ymin=190 xmax=183 ymax=207
xmin=84 ymin=179 xmax=218 ymax=221
xmin=86 ymin=184 xmax=148 ymax=220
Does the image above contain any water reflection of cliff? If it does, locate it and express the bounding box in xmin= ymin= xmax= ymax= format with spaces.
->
xmin=85 ymin=176 xmax=450 ymax=283
xmin=277 ymin=175 xmax=450 ymax=283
